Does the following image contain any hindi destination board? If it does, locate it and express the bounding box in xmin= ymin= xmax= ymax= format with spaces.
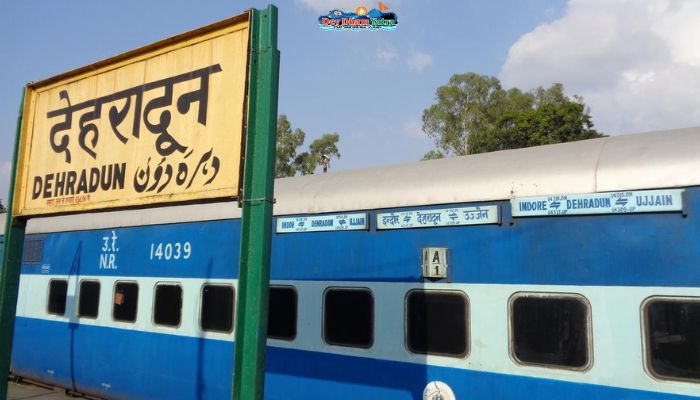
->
xmin=14 ymin=15 xmax=250 ymax=216
xmin=376 ymin=205 xmax=499 ymax=230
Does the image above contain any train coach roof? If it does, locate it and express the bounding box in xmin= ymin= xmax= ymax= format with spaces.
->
xmin=27 ymin=126 xmax=700 ymax=233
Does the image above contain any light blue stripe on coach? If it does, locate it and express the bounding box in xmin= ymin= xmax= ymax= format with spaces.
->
xmin=512 ymin=189 xmax=684 ymax=217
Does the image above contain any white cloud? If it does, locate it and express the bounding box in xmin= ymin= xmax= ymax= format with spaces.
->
xmin=376 ymin=42 xmax=399 ymax=67
xmin=500 ymin=0 xmax=700 ymax=134
xmin=373 ymin=45 xmax=433 ymax=72
xmin=406 ymin=50 xmax=433 ymax=72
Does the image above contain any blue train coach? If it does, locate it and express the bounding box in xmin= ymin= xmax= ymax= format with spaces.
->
xmin=9 ymin=127 xmax=700 ymax=399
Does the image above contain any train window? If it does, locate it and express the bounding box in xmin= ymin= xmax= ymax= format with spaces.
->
xmin=154 ymin=283 xmax=182 ymax=327
xmin=22 ymin=238 xmax=44 ymax=264
xmin=323 ymin=287 xmax=373 ymax=348
xmin=47 ymin=279 xmax=68 ymax=315
xmin=510 ymin=293 xmax=591 ymax=369
xmin=200 ymin=284 xmax=234 ymax=333
xmin=268 ymin=286 xmax=297 ymax=340
xmin=406 ymin=290 xmax=469 ymax=357
xmin=113 ymin=282 xmax=139 ymax=323
xmin=644 ymin=298 xmax=700 ymax=382
xmin=78 ymin=280 xmax=101 ymax=318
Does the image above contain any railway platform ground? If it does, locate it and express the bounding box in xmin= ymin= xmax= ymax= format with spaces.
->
xmin=7 ymin=378 xmax=77 ymax=399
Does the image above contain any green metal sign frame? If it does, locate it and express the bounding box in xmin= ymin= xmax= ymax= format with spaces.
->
xmin=0 ymin=90 xmax=27 ymax=399
xmin=233 ymin=5 xmax=279 ymax=400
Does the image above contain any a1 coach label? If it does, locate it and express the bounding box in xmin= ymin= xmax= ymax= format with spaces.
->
xmin=511 ymin=189 xmax=684 ymax=217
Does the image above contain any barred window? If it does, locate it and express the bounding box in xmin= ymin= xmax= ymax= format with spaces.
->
xmin=645 ymin=298 xmax=700 ymax=382
xmin=406 ymin=290 xmax=468 ymax=357
xmin=47 ymin=279 xmax=68 ymax=316
xmin=22 ymin=238 xmax=44 ymax=264
xmin=510 ymin=293 xmax=591 ymax=369
xmin=268 ymin=286 xmax=297 ymax=340
xmin=154 ymin=284 xmax=182 ymax=327
xmin=200 ymin=285 xmax=234 ymax=333
xmin=78 ymin=280 xmax=100 ymax=318
xmin=113 ymin=282 xmax=138 ymax=322
xmin=323 ymin=288 xmax=373 ymax=348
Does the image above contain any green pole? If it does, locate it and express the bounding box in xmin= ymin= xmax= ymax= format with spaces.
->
xmin=232 ymin=5 xmax=279 ymax=400
xmin=0 ymin=89 xmax=27 ymax=399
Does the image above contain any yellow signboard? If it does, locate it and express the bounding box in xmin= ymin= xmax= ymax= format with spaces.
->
xmin=14 ymin=14 xmax=250 ymax=216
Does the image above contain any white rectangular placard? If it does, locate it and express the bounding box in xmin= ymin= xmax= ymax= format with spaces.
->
xmin=377 ymin=205 xmax=499 ymax=230
xmin=276 ymin=213 xmax=368 ymax=233
xmin=511 ymin=189 xmax=684 ymax=217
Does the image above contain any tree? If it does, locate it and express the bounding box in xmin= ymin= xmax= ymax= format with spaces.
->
xmin=276 ymin=115 xmax=306 ymax=178
xmin=275 ymin=115 xmax=341 ymax=177
xmin=421 ymin=149 xmax=445 ymax=161
xmin=421 ymin=73 xmax=603 ymax=158
xmin=297 ymin=132 xmax=340 ymax=175
xmin=0 ymin=199 xmax=6 ymax=214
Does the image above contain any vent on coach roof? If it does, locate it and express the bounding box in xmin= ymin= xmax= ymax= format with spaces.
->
xmin=22 ymin=238 xmax=44 ymax=265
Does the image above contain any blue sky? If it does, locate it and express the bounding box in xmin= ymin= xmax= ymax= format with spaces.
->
xmin=2 ymin=0 xmax=700 ymax=203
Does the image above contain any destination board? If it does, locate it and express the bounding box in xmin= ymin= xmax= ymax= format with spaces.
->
xmin=377 ymin=205 xmax=499 ymax=230
xmin=14 ymin=15 xmax=250 ymax=216
xmin=511 ymin=189 xmax=684 ymax=217
xmin=276 ymin=213 xmax=369 ymax=233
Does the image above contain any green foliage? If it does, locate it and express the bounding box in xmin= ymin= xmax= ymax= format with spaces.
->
xmin=275 ymin=115 xmax=341 ymax=177
xmin=296 ymin=132 xmax=341 ymax=175
xmin=310 ymin=132 xmax=341 ymax=166
xmin=276 ymin=115 xmax=306 ymax=178
xmin=421 ymin=73 xmax=604 ymax=158
xmin=420 ymin=149 xmax=445 ymax=161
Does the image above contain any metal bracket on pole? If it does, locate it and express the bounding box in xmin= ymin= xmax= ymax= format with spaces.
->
xmin=240 ymin=197 xmax=276 ymax=205
xmin=232 ymin=5 xmax=279 ymax=400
